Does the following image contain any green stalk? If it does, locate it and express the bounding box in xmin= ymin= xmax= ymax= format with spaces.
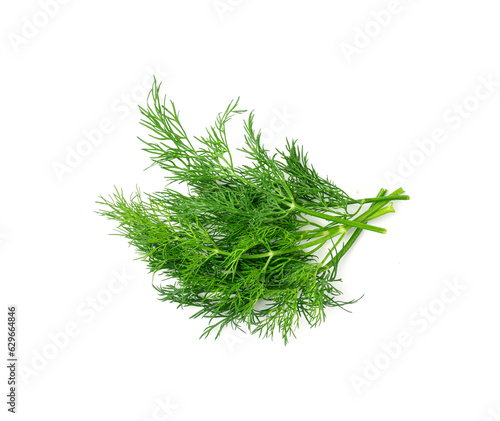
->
xmin=342 ymin=190 xmax=408 ymax=205
xmin=229 ymin=168 xmax=389 ymax=235
xmin=241 ymin=225 xmax=347 ymax=259
xmin=300 ymin=188 xmax=407 ymax=208
xmin=290 ymin=203 xmax=387 ymax=234
xmin=211 ymin=189 xmax=399 ymax=260
xmin=319 ymin=188 xmax=396 ymax=272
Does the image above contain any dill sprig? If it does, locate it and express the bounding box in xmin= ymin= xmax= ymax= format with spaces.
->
xmin=97 ymin=79 xmax=409 ymax=344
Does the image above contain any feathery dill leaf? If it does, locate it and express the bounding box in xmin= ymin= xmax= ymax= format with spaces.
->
xmin=97 ymin=79 xmax=409 ymax=344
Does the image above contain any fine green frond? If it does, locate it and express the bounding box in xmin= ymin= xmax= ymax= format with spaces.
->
xmin=97 ymin=80 xmax=409 ymax=344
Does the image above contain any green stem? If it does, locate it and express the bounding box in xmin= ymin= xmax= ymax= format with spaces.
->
xmin=299 ymin=188 xmax=408 ymax=209
xmin=320 ymin=188 xmax=394 ymax=272
xmin=213 ymin=199 xmax=396 ymax=260
xmin=242 ymin=225 xmax=347 ymax=259
xmin=344 ymin=189 xmax=408 ymax=205
xmin=201 ymin=188 xmax=401 ymax=263
xmin=290 ymin=203 xmax=387 ymax=234
xmin=229 ymin=168 xmax=399 ymax=235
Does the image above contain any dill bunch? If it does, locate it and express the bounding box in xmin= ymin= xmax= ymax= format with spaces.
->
xmin=97 ymin=79 xmax=409 ymax=344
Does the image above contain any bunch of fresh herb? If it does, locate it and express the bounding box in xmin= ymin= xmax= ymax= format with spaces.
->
xmin=98 ymin=79 xmax=409 ymax=344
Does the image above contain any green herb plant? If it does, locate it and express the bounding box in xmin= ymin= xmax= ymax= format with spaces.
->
xmin=98 ymin=79 xmax=409 ymax=344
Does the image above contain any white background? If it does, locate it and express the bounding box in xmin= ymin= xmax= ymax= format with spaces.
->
xmin=1 ymin=1 xmax=500 ymax=420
